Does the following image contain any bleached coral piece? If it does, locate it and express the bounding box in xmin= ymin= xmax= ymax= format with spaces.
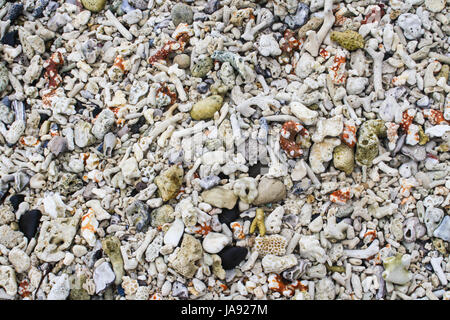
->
xmin=312 ymin=115 xmax=344 ymax=143
xmin=309 ymin=138 xmax=341 ymax=173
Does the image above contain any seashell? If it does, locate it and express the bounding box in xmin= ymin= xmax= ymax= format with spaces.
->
xmin=103 ymin=132 xmax=117 ymax=157
xmin=403 ymin=217 xmax=426 ymax=243
xmin=43 ymin=193 xmax=70 ymax=219
xmin=265 ymin=206 xmax=284 ymax=234
xmin=74 ymin=120 xmax=95 ymax=148
xmin=14 ymin=171 xmax=29 ymax=193
xmin=18 ymin=209 xmax=42 ymax=240
xmin=93 ymin=261 xmax=116 ymax=294
xmin=333 ymin=144 xmax=354 ymax=175
xmin=217 ymin=246 xmax=247 ymax=270
xmin=280 ymin=121 xmax=310 ymax=158
xmin=0 ymin=63 xmax=10 ymax=94
xmin=202 ymin=232 xmax=231 ymax=254
xmin=164 ymin=218 xmax=184 ymax=247
xmin=282 ymin=259 xmax=311 ymax=282
xmin=433 ymin=216 xmax=450 ymax=242
xmin=172 ymin=281 xmax=189 ymax=299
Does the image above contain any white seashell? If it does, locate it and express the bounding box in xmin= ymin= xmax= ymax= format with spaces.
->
xmin=163 ymin=218 xmax=184 ymax=247
xmin=93 ymin=262 xmax=116 ymax=294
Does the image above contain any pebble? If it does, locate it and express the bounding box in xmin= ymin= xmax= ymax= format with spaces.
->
xmin=171 ymin=3 xmax=194 ymax=27
xmin=218 ymin=246 xmax=248 ymax=270
xmin=18 ymin=209 xmax=42 ymax=240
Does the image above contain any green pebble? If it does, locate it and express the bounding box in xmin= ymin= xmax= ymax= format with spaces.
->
xmin=355 ymin=119 xmax=386 ymax=166
xmin=191 ymin=57 xmax=213 ymax=78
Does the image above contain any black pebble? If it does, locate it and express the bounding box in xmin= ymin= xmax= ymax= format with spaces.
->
xmin=129 ymin=116 xmax=146 ymax=134
xmin=218 ymin=246 xmax=248 ymax=270
xmin=135 ymin=181 xmax=147 ymax=192
xmin=1 ymin=30 xmax=19 ymax=46
xmin=197 ymin=82 xmax=210 ymax=94
xmin=247 ymin=163 xmax=262 ymax=178
xmin=19 ymin=209 xmax=42 ymax=240
xmin=39 ymin=113 xmax=50 ymax=126
xmin=218 ymin=204 xmax=240 ymax=225
xmin=9 ymin=194 xmax=25 ymax=211
xmin=92 ymin=106 xmax=102 ymax=118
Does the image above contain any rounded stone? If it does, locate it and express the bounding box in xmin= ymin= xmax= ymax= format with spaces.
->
xmin=173 ymin=54 xmax=191 ymax=69
xmin=171 ymin=3 xmax=194 ymax=27
xmin=190 ymin=95 xmax=224 ymax=120
xmin=81 ymin=0 xmax=106 ymax=12
xmin=18 ymin=209 xmax=42 ymax=240
xmin=252 ymin=178 xmax=286 ymax=205
xmin=191 ymin=56 xmax=213 ymax=78
xmin=9 ymin=194 xmax=25 ymax=212
xmin=425 ymin=0 xmax=446 ymax=12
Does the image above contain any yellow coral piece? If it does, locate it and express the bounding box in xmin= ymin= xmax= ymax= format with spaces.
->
xmin=330 ymin=30 xmax=365 ymax=51
xmin=250 ymin=208 xmax=266 ymax=236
